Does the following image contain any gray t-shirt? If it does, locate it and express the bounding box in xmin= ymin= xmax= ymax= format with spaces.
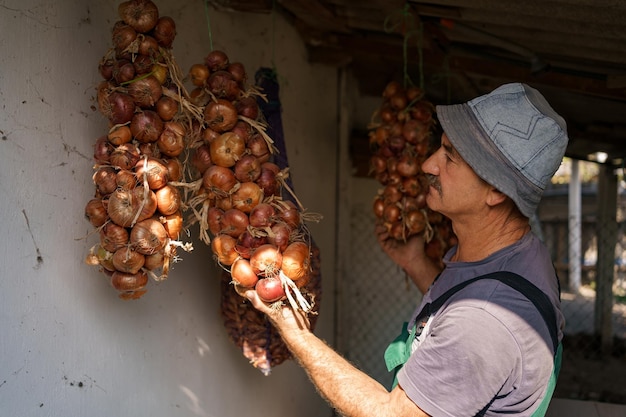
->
xmin=397 ymin=232 xmax=564 ymax=416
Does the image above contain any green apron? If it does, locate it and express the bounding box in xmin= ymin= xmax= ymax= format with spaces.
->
xmin=384 ymin=271 xmax=562 ymax=417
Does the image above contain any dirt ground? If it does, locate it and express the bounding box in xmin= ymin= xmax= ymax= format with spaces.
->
xmin=555 ymin=334 xmax=626 ymax=404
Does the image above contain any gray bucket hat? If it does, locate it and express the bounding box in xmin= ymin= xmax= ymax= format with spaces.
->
xmin=436 ymin=83 xmax=569 ymax=218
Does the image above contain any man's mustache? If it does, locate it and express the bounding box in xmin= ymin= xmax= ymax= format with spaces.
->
xmin=426 ymin=174 xmax=441 ymax=192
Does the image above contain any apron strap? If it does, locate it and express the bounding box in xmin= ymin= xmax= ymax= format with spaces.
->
xmin=385 ymin=271 xmax=562 ymax=410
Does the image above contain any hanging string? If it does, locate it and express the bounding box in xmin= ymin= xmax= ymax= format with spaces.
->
xmin=383 ymin=3 xmax=425 ymax=90
xmin=203 ymin=0 xmax=214 ymax=51
xmin=271 ymin=0 xmax=277 ymax=75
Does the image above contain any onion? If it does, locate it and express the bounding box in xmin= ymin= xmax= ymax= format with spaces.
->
xmin=204 ymin=99 xmax=238 ymax=133
xmin=113 ymin=59 xmax=136 ymax=84
xmin=93 ymin=167 xmax=118 ymax=196
xmin=118 ymin=0 xmax=159 ymax=33
xmin=234 ymin=155 xmax=261 ymax=183
xmin=249 ymin=202 xmax=276 ymax=228
xmin=107 ymin=187 xmax=156 ymax=227
xmin=100 ymin=222 xmax=129 ymax=252
xmin=85 ymin=198 xmax=108 ymax=227
xmin=110 ymin=143 xmax=140 ymax=170
xmin=383 ymin=203 xmax=401 ymax=223
xmin=405 ymin=210 xmax=426 ymax=235
xmin=281 ymin=241 xmax=311 ymax=282
xmin=204 ymin=50 xmax=229 ymax=72
xmin=267 ymin=222 xmax=291 ymax=252
xmin=256 ymin=162 xmax=279 ymax=196
xmin=152 ymin=63 xmax=168 ymax=85
xmin=230 ymin=258 xmax=259 ymax=288
xmin=411 ymin=101 xmax=434 ymax=123
xmin=234 ymin=96 xmax=259 ymax=120
xmin=211 ymin=234 xmax=238 ymax=266
xmin=389 ymin=93 xmax=408 ymax=111
xmin=143 ymin=249 xmax=165 ymax=270
xmin=189 ymin=87 xmax=209 ymax=107
xmin=255 ymin=277 xmax=285 ymax=303
xmin=112 ymin=24 xmax=137 ymax=55
xmin=383 ymin=184 xmax=402 ymax=203
xmin=104 ymin=91 xmax=136 ymax=125
xmin=207 ymin=207 xmax=223 ymax=236
xmin=112 ymin=247 xmax=145 ymax=274
xmin=163 ymin=157 xmax=183 ymax=182
xmin=246 ymin=134 xmax=270 ymax=163
xmin=191 ymin=144 xmax=212 ymax=175
xmin=133 ymin=54 xmax=154 ymax=75
xmin=250 ymin=244 xmax=282 ymax=277
xmin=396 ymin=154 xmax=420 ymax=177
xmin=138 ymin=35 xmax=159 ymax=56
xmin=111 ymin=270 xmax=148 ymax=293
xmin=370 ymin=154 xmax=387 ymax=175
xmin=138 ymin=142 xmax=161 ymax=158
xmin=131 ymin=186 xmax=158 ymax=222
xmin=208 ymin=70 xmax=240 ymax=100
xmin=216 ymin=196 xmax=233 ymax=211
xmin=202 ymin=165 xmax=237 ymax=195
xmin=116 ymin=169 xmax=137 ymax=190
xmin=152 ymin=16 xmax=176 ymax=48
xmin=130 ymin=218 xmax=168 ymax=255
xmin=162 ymin=211 xmax=183 ymax=240
xmin=220 ymin=208 xmax=249 ymax=238
xmin=227 ymin=62 xmax=247 ymax=85
xmin=134 ymin=157 xmax=169 ymax=190
xmin=128 ymin=75 xmax=162 ymax=108
xmin=99 ymin=58 xmax=115 ymax=80
xmin=231 ymin=182 xmax=263 ymax=213
xmin=202 ymin=127 xmax=220 ymax=144
xmin=209 ymin=132 xmax=246 ymax=168
xmin=108 ymin=125 xmax=132 ymax=146
xmin=235 ymin=230 xmax=267 ymax=259
xmin=189 ymin=63 xmax=210 ymax=87
xmin=155 ymin=95 xmax=179 ymax=121
xmin=383 ymin=80 xmax=403 ymax=98
xmin=157 ymin=121 xmax=185 ymax=157
xmin=373 ymin=197 xmax=385 ymax=218
xmin=155 ymin=184 xmax=181 ymax=215
xmin=94 ymin=135 xmax=113 ymax=163
xmin=230 ymin=120 xmax=253 ymax=142
xmin=130 ymin=110 xmax=164 ymax=143
xmin=402 ymin=176 xmax=421 ymax=197
xmin=276 ymin=200 xmax=301 ymax=228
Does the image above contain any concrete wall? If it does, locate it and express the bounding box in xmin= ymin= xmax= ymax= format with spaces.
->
xmin=0 ymin=1 xmax=337 ymax=415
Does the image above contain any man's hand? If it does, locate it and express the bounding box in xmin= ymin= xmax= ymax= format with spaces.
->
xmin=244 ymin=288 xmax=311 ymax=333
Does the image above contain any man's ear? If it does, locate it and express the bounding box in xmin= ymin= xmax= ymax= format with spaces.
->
xmin=486 ymin=187 xmax=508 ymax=207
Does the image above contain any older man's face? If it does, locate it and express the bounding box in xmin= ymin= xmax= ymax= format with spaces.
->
xmin=421 ymin=133 xmax=491 ymax=221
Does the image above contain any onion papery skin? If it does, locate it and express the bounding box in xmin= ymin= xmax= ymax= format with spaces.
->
xmin=111 ymin=270 xmax=149 ymax=293
xmin=230 ymin=258 xmax=259 ymax=288
xmin=280 ymin=241 xmax=311 ymax=282
xmin=211 ymin=234 xmax=238 ymax=266
xmin=249 ymin=244 xmax=282 ymax=277
xmin=112 ymin=247 xmax=145 ymax=274
xmin=118 ymin=0 xmax=159 ymax=33
xmin=130 ymin=218 xmax=168 ymax=255
xmin=255 ymin=277 xmax=285 ymax=303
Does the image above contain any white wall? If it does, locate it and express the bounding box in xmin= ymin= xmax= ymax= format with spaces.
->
xmin=0 ymin=1 xmax=337 ymax=416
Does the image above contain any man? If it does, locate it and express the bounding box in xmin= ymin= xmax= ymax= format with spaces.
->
xmin=246 ymin=82 xmax=567 ymax=416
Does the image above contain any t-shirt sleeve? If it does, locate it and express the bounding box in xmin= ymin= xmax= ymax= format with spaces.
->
xmin=397 ymin=305 xmax=520 ymax=417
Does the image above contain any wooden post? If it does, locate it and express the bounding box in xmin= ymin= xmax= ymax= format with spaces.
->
xmin=594 ymin=164 xmax=618 ymax=355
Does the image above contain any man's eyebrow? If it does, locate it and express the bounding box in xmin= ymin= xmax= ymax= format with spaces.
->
xmin=442 ymin=142 xmax=458 ymax=157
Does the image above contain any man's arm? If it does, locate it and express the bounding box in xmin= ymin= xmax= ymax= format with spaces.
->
xmin=245 ymin=290 xmax=431 ymax=417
